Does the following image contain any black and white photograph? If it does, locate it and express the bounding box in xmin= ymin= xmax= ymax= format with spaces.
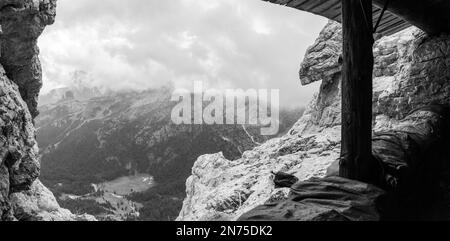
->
xmin=0 ymin=0 xmax=449 ymax=235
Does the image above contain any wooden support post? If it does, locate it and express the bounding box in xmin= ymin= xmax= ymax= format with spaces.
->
xmin=339 ymin=0 xmax=375 ymax=182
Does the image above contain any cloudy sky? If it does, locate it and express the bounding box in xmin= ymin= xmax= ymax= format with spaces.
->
xmin=38 ymin=0 xmax=327 ymax=107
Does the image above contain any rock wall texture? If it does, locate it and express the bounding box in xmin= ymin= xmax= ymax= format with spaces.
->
xmin=0 ymin=0 xmax=95 ymax=221
xmin=10 ymin=180 xmax=96 ymax=221
xmin=0 ymin=64 xmax=39 ymax=220
xmin=0 ymin=0 xmax=57 ymax=118
xmin=177 ymin=21 xmax=450 ymax=221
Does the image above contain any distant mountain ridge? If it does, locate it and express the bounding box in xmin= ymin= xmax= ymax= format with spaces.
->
xmin=39 ymin=71 xmax=102 ymax=106
xmin=36 ymin=84 xmax=304 ymax=220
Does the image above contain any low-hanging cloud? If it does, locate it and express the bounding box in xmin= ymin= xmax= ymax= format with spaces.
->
xmin=39 ymin=0 xmax=327 ymax=107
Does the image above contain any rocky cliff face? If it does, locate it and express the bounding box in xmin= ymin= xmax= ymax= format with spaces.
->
xmin=0 ymin=0 xmax=56 ymax=118
xmin=177 ymin=21 xmax=450 ymax=221
xmin=10 ymin=180 xmax=96 ymax=221
xmin=0 ymin=0 xmax=94 ymax=221
xmin=0 ymin=64 xmax=39 ymax=220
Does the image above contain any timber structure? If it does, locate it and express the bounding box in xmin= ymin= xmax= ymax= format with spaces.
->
xmin=263 ymin=0 xmax=450 ymax=182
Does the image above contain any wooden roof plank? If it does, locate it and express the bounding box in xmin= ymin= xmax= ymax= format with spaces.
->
xmin=382 ymin=21 xmax=410 ymax=36
xmin=263 ymin=0 xmax=435 ymax=36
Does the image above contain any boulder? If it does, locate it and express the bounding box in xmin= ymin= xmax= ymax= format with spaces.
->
xmin=10 ymin=180 xmax=96 ymax=221
xmin=239 ymin=177 xmax=386 ymax=221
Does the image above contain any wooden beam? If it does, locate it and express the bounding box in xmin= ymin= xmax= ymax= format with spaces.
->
xmin=373 ymin=0 xmax=450 ymax=35
xmin=339 ymin=0 xmax=376 ymax=182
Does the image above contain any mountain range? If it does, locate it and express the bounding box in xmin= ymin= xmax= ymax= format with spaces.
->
xmin=36 ymin=82 xmax=304 ymax=220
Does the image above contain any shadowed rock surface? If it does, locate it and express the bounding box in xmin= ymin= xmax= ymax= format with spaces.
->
xmin=239 ymin=105 xmax=450 ymax=221
xmin=238 ymin=177 xmax=386 ymax=221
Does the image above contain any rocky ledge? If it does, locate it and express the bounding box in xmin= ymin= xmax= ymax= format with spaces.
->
xmin=177 ymin=21 xmax=450 ymax=221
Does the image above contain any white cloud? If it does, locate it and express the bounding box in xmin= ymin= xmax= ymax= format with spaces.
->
xmin=39 ymin=0 xmax=328 ymax=107
xmin=252 ymin=18 xmax=272 ymax=35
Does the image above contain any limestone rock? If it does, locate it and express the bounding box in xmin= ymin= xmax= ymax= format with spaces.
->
xmin=292 ymin=21 xmax=343 ymax=135
xmin=10 ymin=180 xmax=96 ymax=221
xmin=0 ymin=0 xmax=57 ymax=118
xmin=373 ymin=30 xmax=450 ymax=120
xmin=0 ymin=65 xmax=93 ymax=220
xmin=299 ymin=21 xmax=342 ymax=86
xmin=0 ymin=64 xmax=39 ymax=220
xmin=0 ymin=0 xmax=93 ymax=221
xmin=177 ymin=128 xmax=341 ymax=221
xmin=0 ymin=64 xmax=92 ymax=221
